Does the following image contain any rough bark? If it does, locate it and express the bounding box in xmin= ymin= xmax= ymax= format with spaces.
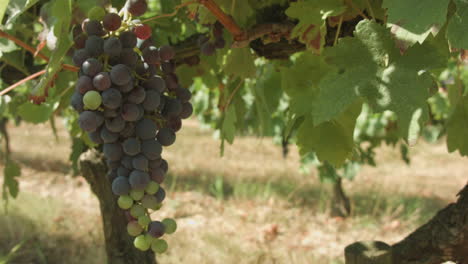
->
xmin=79 ymin=149 xmax=156 ymax=264
xmin=330 ymin=178 xmax=351 ymax=218
xmin=345 ymin=183 xmax=468 ymax=264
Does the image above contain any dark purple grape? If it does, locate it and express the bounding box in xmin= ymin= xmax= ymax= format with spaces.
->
xmin=93 ymin=72 xmax=111 ymax=91
xmin=164 ymin=73 xmax=179 ymax=91
xmin=136 ymin=118 xmax=157 ymax=140
xmin=213 ymin=21 xmax=223 ymax=38
xmin=107 ymin=169 xmax=118 ymax=182
xmin=128 ymin=86 xmax=146 ymax=104
xmin=129 ymin=170 xmax=150 ymax=190
xmin=82 ymin=58 xmax=103 ymax=77
xmin=112 ymin=176 xmax=130 ymax=195
xmin=141 ymin=139 xmax=162 ymax=160
xmin=102 ymin=88 xmax=122 ymax=109
xmin=142 ymin=46 xmax=160 ymax=65
xmin=76 ymin=75 xmax=94 ymax=94
xmin=155 ymin=187 xmax=166 ymax=203
xmin=79 ymin=111 xmax=101 ymax=132
xmin=110 ymin=64 xmax=131 ymax=85
xmin=148 ymin=158 xmax=162 ymax=170
xmin=142 ymin=90 xmax=161 ymax=112
xmin=84 ymin=20 xmax=104 ymax=36
xmin=201 ymin=42 xmax=216 ymax=56
xmin=127 ymin=0 xmax=148 ymax=17
xmin=104 ymin=37 xmax=123 ymax=57
xmin=120 ymin=48 xmax=138 ymax=67
xmin=156 ymin=128 xmax=176 ymax=146
xmin=71 ymin=92 xmax=84 ymax=112
xmin=148 ymin=221 xmax=165 ymax=238
xmin=132 ymin=154 xmax=148 ymax=171
xmin=163 ymin=98 xmax=182 ymax=118
xmin=142 ymin=76 xmax=166 ymax=93
xmin=123 ymin=137 xmax=141 ymax=156
xmin=150 ymin=167 xmax=165 ymax=184
xmin=73 ymin=49 xmax=90 ymax=66
xmin=167 ymin=117 xmax=182 ymax=132
xmin=85 ymin=35 xmax=104 ymax=57
xmin=105 ymin=116 xmax=126 ymax=132
xmin=103 ymin=13 xmax=122 ymax=31
xmin=118 ymin=81 xmax=134 ymax=93
xmin=175 ymin=87 xmax=192 ymax=102
xmin=103 ymin=143 xmax=124 ymax=161
xmin=160 ymin=159 xmax=168 ymax=173
xmin=120 ymin=122 xmax=135 ymax=138
xmin=161 ymin=61 xmax=175 ymax=73
xmin=101 ymin=126 xmax=119 ymax=143
xmin=197 ymin=35 xmax=209 ymax=47
xmin=137 ymin=37 xmax=154 ymax=50
xmin=122 ymin=103 xmax=141 ymax=122
xmin=180 ymin=102 xmax=193 ymax=119
xmin=107 ymin=161 xmax=120 ymax=170
xmin=119 ymin=31 xmax=137 ymax=48
xmin=74 ymin=34 xmax=87 ymax=49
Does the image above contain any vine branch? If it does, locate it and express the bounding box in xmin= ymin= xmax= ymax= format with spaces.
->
xmin=199 ymin=0 xmax=245 ymax=40
xmin=231 ymin=23 xmax=295 ymax=48
xmin=0 ymin=69 xmax=46 ymax=96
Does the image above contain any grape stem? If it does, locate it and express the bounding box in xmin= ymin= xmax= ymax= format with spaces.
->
xmin=219 ymin=79 xmax=243 ymax=112
xmin=141 ymin=1 xmax=199 ymax=23
xmin=0 ymin=69 xmax=47 ymax=96
xmin=0 ymin=29 xmax=79 ymax=72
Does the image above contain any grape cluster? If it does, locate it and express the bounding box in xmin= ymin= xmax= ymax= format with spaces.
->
xmin=197 ymin=21 xmax=226 ymax=57
xmin=71 ymin=0 xmax=190 ymax=254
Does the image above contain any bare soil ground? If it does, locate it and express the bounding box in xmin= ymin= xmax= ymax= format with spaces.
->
xmin=0 ymin=120 xmax=466 ymax=264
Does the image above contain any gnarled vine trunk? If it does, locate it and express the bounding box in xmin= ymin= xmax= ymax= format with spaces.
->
xmin=330 ymin=178 xmax=351 ymax=218
xmin=79 ymin=149 xmax=156 ymax=264
xmin=345 ymin=183 xmax=468 ymax=264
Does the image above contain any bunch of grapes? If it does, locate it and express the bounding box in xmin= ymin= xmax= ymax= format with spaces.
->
xmin=71 ymin=0 xmax=191 ymax=254
xmin=198 ymin=21 xmax=226 ymax=57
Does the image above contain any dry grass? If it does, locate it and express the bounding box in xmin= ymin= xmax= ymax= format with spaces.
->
xmin=0 ymin=119 xmax=466 ymax=264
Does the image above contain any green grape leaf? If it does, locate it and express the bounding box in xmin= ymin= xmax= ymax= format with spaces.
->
xmin=0 ymin=50 xmax=29 ymax=75
xmin=34 ymin=0 xmax=72 ymax=97
xmin=281 ymin=52 xmax=331 ymax=116
xmin=70 ymin=138 xmax=85 ymax=175
xmin=383 ymin=0 xmax=450 ymax=36
xmin=378 ymin=67 xmax=432 ymax=142
xmin=297 ymin=101 xmax=363 ymax=167
xmin=446 ymin=95 xmax=468 ymax=155
xmin=4 ymin=0 xmax=39 ymax=25
xmin=314 ymin=20 xmax=398 ymax=125
xmin=225 ymin=0 xmax=255 ymax=27
xmin=285 ymin=0 xmax=345 ymax=51
xmin=223 ymin=47 xmax=256 ymax=79
xmin=3 ymin=158 xmax=21 ymax=203
xmin=446 ymin=0 xmax=468 ymax=49
xmin=313 ymin=38 xmax=377 ymax=125
xmin=0 ymin=0 xmax=10 ymax=26
xmin=17 ymin=102 xmax=54 ymax=124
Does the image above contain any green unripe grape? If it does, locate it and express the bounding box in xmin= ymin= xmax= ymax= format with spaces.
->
xmin=141 ymin=195 xmax=159 ymax=210
xmin=154 ymin=203 xmax=162 ymax=210
xmin=162 ymin=218 xmax=177 ymax=234
xmin=118 ymin=195 xmax=133 ymax=209
xmin=127 ymin=221 xmax=143 ymax=236
xmin=138 ymin=215 xmax=151 ymax=228
xmin=145 ymin=181 xmax=159 ymax=195
xmin=88 ymin=6 xmax=106 ymax=21
xmin=145 ymin=233 xmax=155 ymax=244
xmin=130 ymin=204 xmax=146 ymax=218
xmin=130 ymin=189 xmax=145 ymax=201
xmin=134 ymin=235 xmax=151 ymax=251
xmin=151 ymin=239 xmax=168 ymax=254
xmin=83 ymin=90 xmax=102 ymax=110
